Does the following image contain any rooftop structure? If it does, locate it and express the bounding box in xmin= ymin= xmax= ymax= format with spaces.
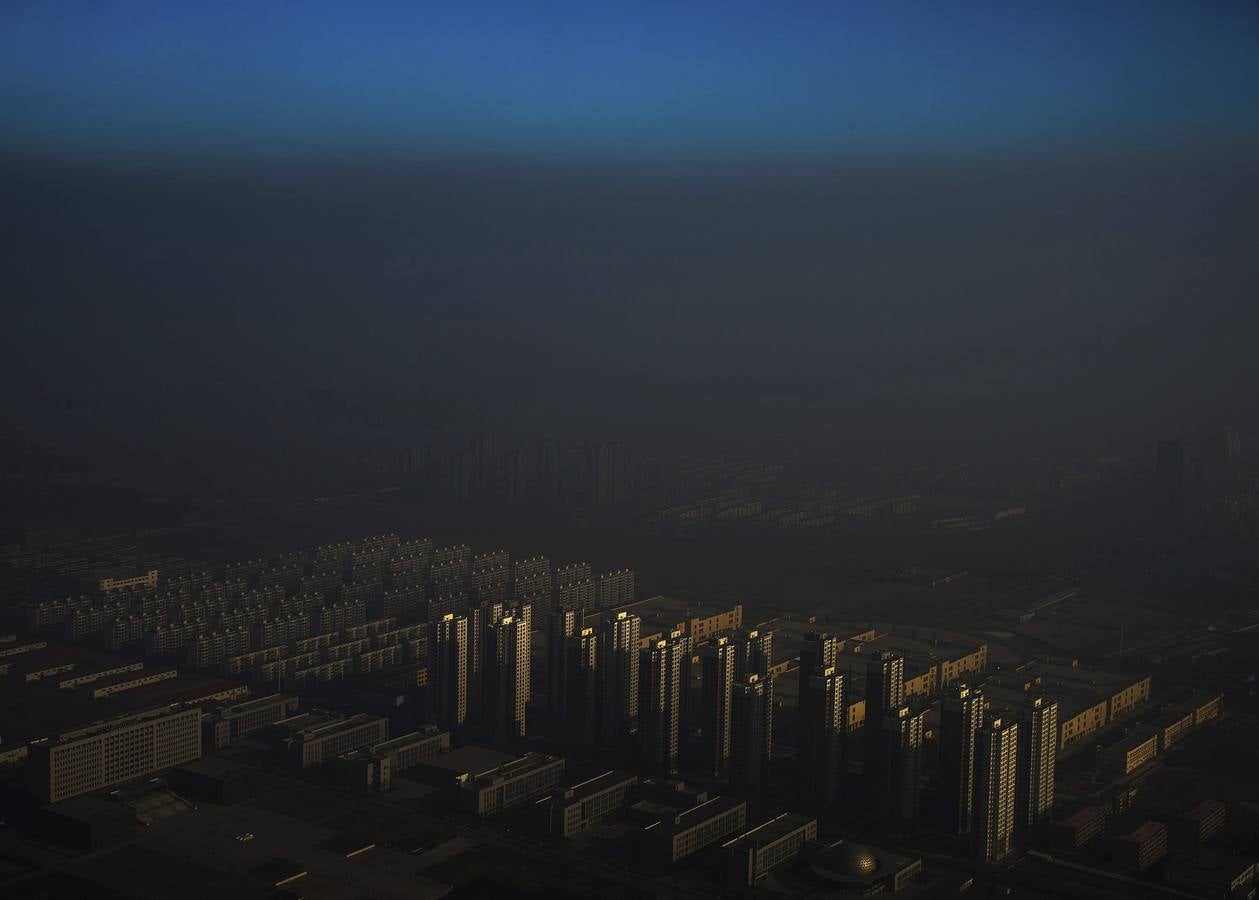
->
xmin=612 ymin=595 xmax=743 ymax=647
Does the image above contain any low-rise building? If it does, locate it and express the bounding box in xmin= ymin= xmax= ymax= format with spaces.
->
xmin=270 ymin=712 xmax=389 ymax=769
xmin=723 ymin=813 xmax=818 ymax=885
xmin=1176 ymin=800 xmax=1227 ymax=846
xmin=1113 ymin=820 xmax=1168 ymax=871
xmin=415 ymin=746 xmax=565 ymax=816
xmin=1096 ymin=731 xmax=1158 ymax=779
xmin=1165 ymin=851 xmax=1256 ymax=900
xmin=539 ymin=771 xmax=639 ymax=837
xmin=201 ymin=694 xmax=300 ymax=749
xmin=1052 ymin=805 xmax=1108 ymax=851
xmin=650 ymin=796 xmax=747 ymax=864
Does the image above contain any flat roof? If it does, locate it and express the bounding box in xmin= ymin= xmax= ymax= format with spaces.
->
xmin=81 ymin=667 xmax=177 ymax=692
xmin=1027 ymin=662 xmax=1146 ymax=692
xmin=1182 ymin=799 xmax=1226 ymax=821
xmin=1065 ymin=806 xmax=1107 ymax=827
xmin=1119 ymin=820 xmax=1166 ymax=843
xmin=560 ymin=770 xmax=636 ymax=802
xmin=215 ymin=693 xmax=295 ymax=715
xmin=476 ymin=752 xmax=563 ymax=784
xmin=1100 ymin=730 xmax=1158 ymax=754
xmin=372 ymin=728 xmax=447 ymax=754
xmin=48 ymin=704 xmax=199 ymax=744
xmin=617 ymin=595 xmax=741 ymax=619
xmin=722 ymin=813 xmax=815 ymax=850
xmin=422 ymin=745 xmax=515 ymax=777
xmin=666 ymin=796 xmax=745 ymax=833
xmin=171 ymin=755 xmax=254 ymax=779
xmin=294 ymin=713 xmax=385 ymax=741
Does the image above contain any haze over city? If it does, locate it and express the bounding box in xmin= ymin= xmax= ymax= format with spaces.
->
xmin=1 ymin=3 xmax=1258 ymax=899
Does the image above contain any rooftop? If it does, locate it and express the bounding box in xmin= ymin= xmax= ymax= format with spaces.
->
xmin=1182 ymin=799 xmax=1226 ymax=822
xmin=559 ymin=770 xmax=637 ymax=802
xmin=615 ymin=595 xmax=741 ymax=626
xmin=1100 ymin=730 xmax=1158 ymax=755
xmin=422 ymin=745 xmax=515 ymax=778
xmin=212 ymin=693 xmax=295 ymax=717
xmin=1119 ymin=820 xmax=1167 ymax=843
xmin=665 ymin=796 xmax=745 ymax=833
xmin=1065 ymin=805 xmax=1107 ymax=827
xmin=371 ymin=727 xmax=447 ymax=755
xmin=722 ymin=812 xmax=815 ymax=850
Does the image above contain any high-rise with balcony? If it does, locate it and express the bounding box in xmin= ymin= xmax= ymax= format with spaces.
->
xmin=600 ymin=610 xmax=640 ymax=746
xmin=871 ymin=705 xmax=924 ymax=834
xmin=798 ymin=633 xmax=845 ymax=818
xmin=467 ymin=597 xmax=504 ymax=722
xmin=730 ymin=673 xmax=773 ymax=794
xmin=639 ymin=631 xmax=687 ymax=774
xmin=701 ymin=636 xmax=737 ymax=779
xmin=939 ymin=683 xmax=985 ymax=837
xmin=734 ymin=628 xmax=773 ymax=680
xmin=547 ymin=607 xmax=580 ymax=731
xmin=865 ymin=651 xmax=905 ymax=728
xmin=432 ymin=613 xmax=468 ymax=728
xmin=486 ymin=605 xmax=531 ymax=742
xmin=976 ymin=715 xmax=1019 ymax=862
xmin=1018 ymin=696 xmax=1057 ymax=833
xmin=564 ymin=626 xmax=600 ymax=749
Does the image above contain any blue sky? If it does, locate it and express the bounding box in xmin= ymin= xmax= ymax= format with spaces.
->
xmin=3 ymin=1 xmax=1258 ymax=161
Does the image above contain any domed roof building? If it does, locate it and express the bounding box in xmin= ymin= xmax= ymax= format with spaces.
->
xmin=809 ymin=839 xmax=922 ymax=894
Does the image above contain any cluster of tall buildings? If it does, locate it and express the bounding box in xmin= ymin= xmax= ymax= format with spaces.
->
xmin=422 ymin=605 xmax=1057 ymax=865
xmin=431 ymin=599 xmax=534 ymax=742
xmin=396 ymin=435 xmax=627 ymax=515
xmin=935 ymin=682 xmax=1058 ymax=861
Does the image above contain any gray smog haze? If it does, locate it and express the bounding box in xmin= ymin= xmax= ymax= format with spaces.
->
xmin=4 ymin=146 xmax=1257 ymax=471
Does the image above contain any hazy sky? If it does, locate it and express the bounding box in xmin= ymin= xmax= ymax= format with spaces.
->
xmin=4 ymin=2 xmax=1259 ymax=162
xmin=3 ymin=3 xmax=1258 ymax=469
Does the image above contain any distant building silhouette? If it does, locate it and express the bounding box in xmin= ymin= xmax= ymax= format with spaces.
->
xmin=1155 ymin=439 xmax=1185 ymax=523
